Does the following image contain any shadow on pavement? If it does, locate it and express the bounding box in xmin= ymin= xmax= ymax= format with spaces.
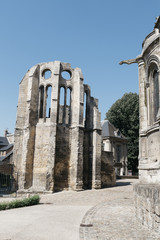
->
xmin=115 ymin=181 xmax=131 ymax=187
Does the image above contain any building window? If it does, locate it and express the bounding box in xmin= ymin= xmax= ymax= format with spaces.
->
xmin=58 ymin=87 xmax=66 ymax=124
xmin=116 ymin=145 xmax=121 ymax=163
xmin=42 ymin=69 xmax=52 ymax=79
xmin=0 ymin=173 xmax=12 ymax=190
xmin=83 ymin=92 xmax=89 ymax=128
xmin=61 ymin=70 xmax=71 ymax=80
xmin=39 ymin=86 xmax=44 ymax=118
xmin=153 ymin=70 xmax=159 ymax=120
xmin=46 ymin=85 xmax=52 ymax=118
xmin=148 ymin=62 xmax=159 ymax=124
xmin=66 ymin=88 xmax=71 ymax=125
xmin=83 ymin=92 xmax=87 ymax=122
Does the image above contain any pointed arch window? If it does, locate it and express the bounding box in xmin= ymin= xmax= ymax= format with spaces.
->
xmin=153 ymin=70 xmax=159 ymax=120
xmin=60 ymin=87 xmax=65 ymax=105
xmin=148 ymin=62 xmax=160 ymax=123
xmin=83 ymin=92 xmax=87 ymax=127
xmin=66 ymin=88 xmax=71 ymax=125
xmin=39 ymin=86 xmax=44 ymax=118
xmin=83 ymin=92 xmax=87 ymax=120
xmin=66 ymin=88 xmax=71 ymax=106
xmin=46 ymin=85 xmax=52 ymax=118
xmin=58 ymin=87 xmax=66 ymax=124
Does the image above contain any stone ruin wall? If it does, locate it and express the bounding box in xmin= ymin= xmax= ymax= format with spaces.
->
xmin=13 ymin=61 xmax=114 ymax=193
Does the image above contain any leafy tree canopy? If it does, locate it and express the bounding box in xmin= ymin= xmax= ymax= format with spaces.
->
xmin=106 ymin=92 xmax=139 ymax=174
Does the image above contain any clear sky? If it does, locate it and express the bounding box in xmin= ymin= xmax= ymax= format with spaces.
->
xmin=0 ymin=0 xmax=159 ymax=135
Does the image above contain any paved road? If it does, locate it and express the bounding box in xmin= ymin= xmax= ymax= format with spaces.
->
xmin=0 ymin=179 xmax=159 ymax=240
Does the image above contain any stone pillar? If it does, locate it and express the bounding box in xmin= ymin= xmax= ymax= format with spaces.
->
xmin=124 ymin=143 xmax=128 ymax=175
xmin=69 ymin=68 xmax=84 ymax=190
xmin=138 ymin=59 xmax=148 ymax=180
xmin=92 ymin=98 xmax=101 ymax=189
xmin=138 ymin=59 xmax=147 ymax=132
xmin=13 ymin=65 xmax=39 ymax=192
xmin=32 ymin=61 xmax=60 ymax=192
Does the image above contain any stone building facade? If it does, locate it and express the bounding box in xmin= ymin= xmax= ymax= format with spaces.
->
xmin=0 ymin=131 xmax=14 ymax=191
xmin=101 ymin=120 xmax=128 ymax=176
xmin=13 ymin=61 xmax=115 ymax=193
xmin=120 ymin=17 xmax=160 ymax=233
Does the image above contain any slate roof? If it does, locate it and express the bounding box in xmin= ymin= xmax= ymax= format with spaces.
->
xmin=0 ymin=136 xmax=13 ymax=163
xmin=0 ymin=137 xmax=9 ymax=147
xmin=0 ymin=150 xmax=13 ymax=162
xmin=0 ymin=144 xmax=13 ymax=151
xmin=101 ymin=120 xmax=126 ymax=139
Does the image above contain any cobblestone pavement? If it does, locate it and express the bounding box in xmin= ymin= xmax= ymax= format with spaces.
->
xmin=79 ymin=180 xmax=160 ymax=240
xmin=79 ymin=196 xmax=160 ymax=240
xmin=40 ymin=179 xmax=137 ymax=206
xmin=40 ymin=179 xmax=160 ymax=239
xmin=0 ymin=179 xmax=160 ymax=239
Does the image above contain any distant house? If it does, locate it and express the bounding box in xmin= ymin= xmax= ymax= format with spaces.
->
xmin=101 ymin=120 xmax=128 ymax=176
xmin=0 ymin=131 xmax=14 ymax=192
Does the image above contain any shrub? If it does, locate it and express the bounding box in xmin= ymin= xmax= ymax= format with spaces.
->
xmin=0 ymin=202 xmax=8 ymax=210
xmin=0 ymin=195 xmax=40 ymax=211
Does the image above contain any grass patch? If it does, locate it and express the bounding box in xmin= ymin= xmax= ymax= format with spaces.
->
xmin=0 ymin=195 xmax=40 ymax=211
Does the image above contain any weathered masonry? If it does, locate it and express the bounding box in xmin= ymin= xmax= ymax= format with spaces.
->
xmin=13 ymin=61 xmax=106 ymax=193
xmin=120 ymin=17 xmax=160 ymax=233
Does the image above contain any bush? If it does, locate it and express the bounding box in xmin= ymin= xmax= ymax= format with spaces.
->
xmin=0 ymin=202 xmax=8 ymax=211
xmin=0 ymin=195 xmax=40 ymax=211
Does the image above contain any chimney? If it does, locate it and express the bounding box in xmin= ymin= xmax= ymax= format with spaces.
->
xmin=4 ymin=129 xmax=8 ymax=137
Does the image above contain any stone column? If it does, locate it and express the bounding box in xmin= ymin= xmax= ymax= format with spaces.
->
xmin=124 ymin=143 xmax=128 ymax=175
xmin=46 ymin=61 xmax=60 ymax=191
xmin=69 ymin=68 xmax=84 ymax=190
xmin=13 ymin=65 xmax=39 ymax=192
xmin=138 ymin=59 xmax=147 ymax=132
xmin=92 ymin=99 xmax=101 ymax=189
xmin=32 ymin=61 xmax=60 ymax=192
xmin=138 ymin=59 xmax=148 ymax=176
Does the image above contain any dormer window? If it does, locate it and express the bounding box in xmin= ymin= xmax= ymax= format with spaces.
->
xmin=114 ymin=129 xmax=121 ymax=137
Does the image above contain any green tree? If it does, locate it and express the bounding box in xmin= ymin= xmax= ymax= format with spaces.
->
xmin=106 ymin=93 xmax=139 ymax=174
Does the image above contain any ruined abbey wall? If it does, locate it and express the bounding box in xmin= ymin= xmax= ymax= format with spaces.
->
xmin=13 ymin=61 xmax=111 ymax=193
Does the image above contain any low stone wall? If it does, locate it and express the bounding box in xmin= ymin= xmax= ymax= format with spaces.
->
xmin=134 ymin=183 xmax=160 ymax=233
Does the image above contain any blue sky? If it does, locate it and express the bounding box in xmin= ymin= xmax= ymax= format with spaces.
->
xmin=0 ymin=0 xmax=159 ymax=135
